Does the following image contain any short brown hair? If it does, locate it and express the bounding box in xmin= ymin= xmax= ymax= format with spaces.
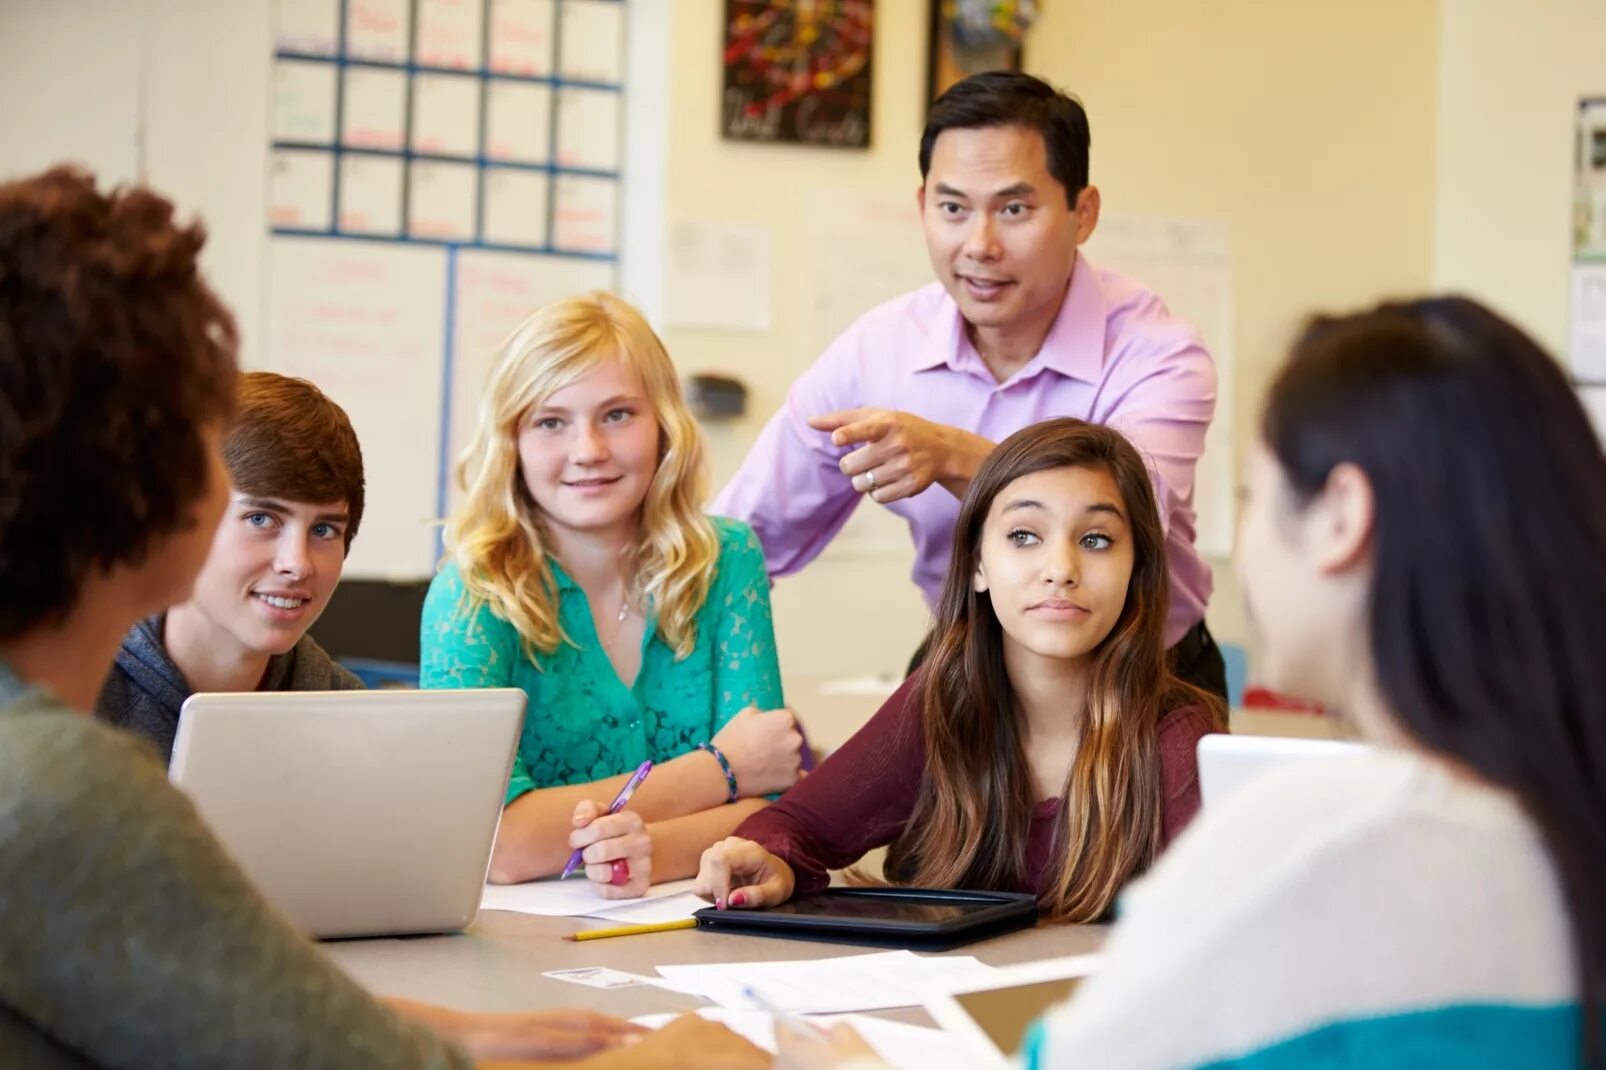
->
xmin=225 ymin=372 xmax=365 ymax=550
xmin=0 ymin=166 xmax=238 ymax=640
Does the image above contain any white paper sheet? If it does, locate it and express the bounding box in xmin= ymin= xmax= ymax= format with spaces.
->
xmin=479 ymin=877 xmax=698 ymax=918
xmin=275 ymin=0 xmax=340 ymax=54
xmin=631 ymin=1008 xmax=965 ymax=1069
xmin=337 ymin=154 xmax=404 ymax=235
xmin=664 ymin=221 xmax=772 ymax=332
xmin=1571 ymin=263 xmax=1606 ymax=383
xmin=262 ymin=238 xmax=446 ymax=580
xmin=552 ymin=174 xmax=617 ymax=254
xmin=342 ymin=67 xmax=407 ymax=150
xmin=485 ymin=80 xmax=552 ymax=163
xmin=579 ymin=891 xmax=707 ymax=926
xmin=1579 ymin=383 xmax=1606 ymax=444
xmin=447 ymin=249 xmax=615 ymax=509
xmin=554 ymin=87 xmax=621 ymax=171
xmin=489 ymin=0 xmax=556 ymax=75
xmin=407 ymin=159 xmax=478 ymax=241
xmin=557 ymin=0 xmax=624 ymax=83
xmin=269 ymin=149 xmax=334 ymax=231
xmin=346 ymin=0 xmax=412 ymax=62
xmin=273 ymin=59 xmax=338 ymax=143
xmin=653 ymin=950 xmax=999 ymax=1014
xmin=415 ymin=0 xmax=484 ymax=69
xmin=482 ymin=168 xmax=551 ymax=248
xmin=411 ymin=72 xmax=481 ymax=158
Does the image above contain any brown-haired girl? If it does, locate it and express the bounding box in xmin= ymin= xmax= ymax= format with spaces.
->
xmin=695 ymin=417 xmax=1225 ymax=922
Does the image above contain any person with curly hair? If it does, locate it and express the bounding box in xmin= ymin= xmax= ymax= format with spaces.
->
xmin=0 ymin=166 xmax=766 ymax=1069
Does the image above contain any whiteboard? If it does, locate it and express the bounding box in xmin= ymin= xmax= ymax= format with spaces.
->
xmin=447 ymin=249 xmax=616 ymax=510
xmin=263 ymin=238 xmax=447 ymax=580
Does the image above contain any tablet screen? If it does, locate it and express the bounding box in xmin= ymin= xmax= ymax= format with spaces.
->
xmin=761 ymin=893 xmax=983 ymax=925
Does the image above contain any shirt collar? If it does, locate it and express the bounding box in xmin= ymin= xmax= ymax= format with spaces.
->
xmin=911 ymin=250 xmax=1109 ymax=384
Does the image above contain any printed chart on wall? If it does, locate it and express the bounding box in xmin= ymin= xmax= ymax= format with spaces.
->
xmin=1571 ymin=97 xmax=1606 ymax=444
xmin=1085 ymin=216 xmax=1236 ymax=560
xmin=263 ymin=0 xmax=625 ymax=579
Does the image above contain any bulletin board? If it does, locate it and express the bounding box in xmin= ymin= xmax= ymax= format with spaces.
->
xmin=261 ymin=0 xmax=625 ymax=581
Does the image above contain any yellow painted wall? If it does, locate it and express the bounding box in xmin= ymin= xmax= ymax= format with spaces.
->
xmin=665 ymin=1 xmax=1440 ymax=679
xmin=1433 ymin=0 xmax=1606 ymax=359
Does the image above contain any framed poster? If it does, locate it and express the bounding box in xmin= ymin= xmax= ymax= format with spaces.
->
xmin=927 ymin=0 xmax=1038 ymax=106
xmin=722 ymin=0 xmax=873 ymax=149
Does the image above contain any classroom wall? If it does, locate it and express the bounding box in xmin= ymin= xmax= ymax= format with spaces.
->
xmin=1026 ymin=0 xmax=1440 ymax=658
xmin=1 ymin=0 xmax=1443 ymax=684
xmin=1432 ymin=0 xmax=1606 ymax=360
xmin=665 ymin=0 xmax=1441 ymax=677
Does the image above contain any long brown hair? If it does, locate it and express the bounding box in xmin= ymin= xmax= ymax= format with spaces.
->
xmin=884 ymin=418 xmax=1223 ymax=922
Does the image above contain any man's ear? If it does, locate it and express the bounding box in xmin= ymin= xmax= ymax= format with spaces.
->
xmin=1072 ymin=185 xmax=1101 ymax=246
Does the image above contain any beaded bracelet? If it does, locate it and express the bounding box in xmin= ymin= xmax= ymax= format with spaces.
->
xmin=696 ymin=741 xmax=740 ymax=803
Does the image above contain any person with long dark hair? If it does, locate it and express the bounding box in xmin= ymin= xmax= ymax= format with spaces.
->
xmin=783 ymin=296 xmax=1606 ymax=1069
xmin=696 ymin=418 xmax=1225 ymax=923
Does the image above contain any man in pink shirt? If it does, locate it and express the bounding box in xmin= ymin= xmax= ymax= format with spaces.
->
xmin=712 ymin=71 xmax=1224 ymax=698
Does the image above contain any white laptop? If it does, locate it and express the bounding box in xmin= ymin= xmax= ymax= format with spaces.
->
xmin=1196 ymin=733 xmax=1369 ymax=809
xmin=922 ymin=954 xmax=1103 ymax=1069
xmin=169 ymin=688 xmax=524 ymax=939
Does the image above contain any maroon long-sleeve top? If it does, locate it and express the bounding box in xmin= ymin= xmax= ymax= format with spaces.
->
xmin=736 ymin=674 xmax=1216 ymax=897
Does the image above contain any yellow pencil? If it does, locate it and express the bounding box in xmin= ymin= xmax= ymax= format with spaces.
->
xmin=563 ymin=918 xmax=699 ymax=942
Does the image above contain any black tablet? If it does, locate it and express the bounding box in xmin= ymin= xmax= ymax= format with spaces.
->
xmin=693 ymin=887 xmax=1039 ymax=950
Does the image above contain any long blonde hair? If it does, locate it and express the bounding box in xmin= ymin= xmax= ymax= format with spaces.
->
xmin=444 ymin=291 xmax=718 ymax=662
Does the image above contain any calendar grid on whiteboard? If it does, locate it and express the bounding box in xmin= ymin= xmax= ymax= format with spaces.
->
xmin=268 ymin=0 xmax=624 ymax=260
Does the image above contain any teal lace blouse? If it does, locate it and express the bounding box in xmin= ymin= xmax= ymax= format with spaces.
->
xmin=421 ymin=517 xmax=784 ymax=804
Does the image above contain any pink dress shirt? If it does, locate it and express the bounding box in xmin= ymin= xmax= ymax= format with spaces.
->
xmin=711 ymin=252 xmax=1215 ymax=647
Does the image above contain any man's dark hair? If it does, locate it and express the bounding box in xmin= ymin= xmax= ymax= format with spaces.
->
xmin=0 ymin=166 xmax=238 ymax=639
xmin=919 ymin=71 xmax=1091 ymax=203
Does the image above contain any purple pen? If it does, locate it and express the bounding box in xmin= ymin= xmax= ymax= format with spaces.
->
xmin=559 ymin=760 xmax=654 ymax=880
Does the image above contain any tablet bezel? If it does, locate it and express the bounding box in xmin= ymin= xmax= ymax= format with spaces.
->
xmin=692 ymin=887 xmax=1039 ymax=950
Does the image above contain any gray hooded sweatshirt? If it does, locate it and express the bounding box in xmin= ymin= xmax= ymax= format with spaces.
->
xmin=95 ymin=613 xmax=364 ymax=763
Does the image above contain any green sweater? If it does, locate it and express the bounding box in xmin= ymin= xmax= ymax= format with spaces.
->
xmin=0 ymin=661 xmax=470 ymax=1069
xmin=422 ymin=516 xmax=784 ymax=803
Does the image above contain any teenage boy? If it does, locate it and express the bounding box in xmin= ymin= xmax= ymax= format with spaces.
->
xmin=97 ymin=372 xmax=365 ymax=761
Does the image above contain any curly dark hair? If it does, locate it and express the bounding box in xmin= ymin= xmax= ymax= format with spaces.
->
xmin=0 ymin=166 xmax=238 ymax=640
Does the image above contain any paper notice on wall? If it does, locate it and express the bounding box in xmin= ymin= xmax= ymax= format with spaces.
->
xmin=664 ymin=221 xmax=772 ymax=332
xmin=1578 ymin=383 xmax=1606 ymax=446
xmin=273 ymin=60 xmax=338 ymax=143
xmin=415 ymin=0 xmax=484 ymax=69
xmin=804 ymin=186 xmax=930 ymax=365
xmin=1085 ymin=215 xmax=1236 ymax=559
xmin=488 ymin=0 xmax=556 ymax=75
xmin=1570 ymin=263 xmax=1606 ymax=383
xmin=263 ymin=238 xmax=446 ymax=580
xmin=276 ymin=0 xmax=340 ymax=54
xmin=268 ymin=149 xmax=334 ymax=231
xmin=346 ymin=0 xmax=412 ymax=62
xmin=801 ymin=187 xmax=931 ymax=557
xmin=447 ymin=250 xmax=615 ymax=509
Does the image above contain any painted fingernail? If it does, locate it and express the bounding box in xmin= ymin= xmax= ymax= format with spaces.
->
xmin=730 ymin=891 xmax=747 ymax=907
xmin=715 ymin=896 xmax=726 ymax=910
